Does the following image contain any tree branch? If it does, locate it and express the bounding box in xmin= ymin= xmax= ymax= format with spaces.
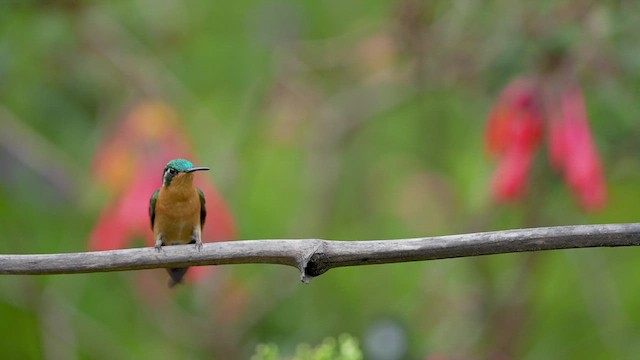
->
xmin=2 ymin=224 xmax=640 ymax=282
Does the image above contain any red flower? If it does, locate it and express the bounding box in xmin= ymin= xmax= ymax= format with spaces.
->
xmin=486 ymin=77 xmax=544 ymax=201
xmin=551 ymin=86 xmax=607 ymax=211
xmin=89 ymin=101 xmax=237 ymax=283
xmin=486 ymin=78 xmax=607 ymax=211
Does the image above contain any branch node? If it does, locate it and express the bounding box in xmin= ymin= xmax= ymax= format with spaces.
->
xmin=302 ymin=252 xmax=330 ymax=282
xmin=299 ymin=240 xmax=327 ymax=283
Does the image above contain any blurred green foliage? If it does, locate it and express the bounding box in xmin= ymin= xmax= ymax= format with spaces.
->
xmin=252 ymin=334 xmax=362 ymax=360
xmin=2 ymin=1 xmax=640 ymax=359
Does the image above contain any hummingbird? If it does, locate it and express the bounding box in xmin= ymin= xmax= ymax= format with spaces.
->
xmin=149 ymin=158 xmax=209 ymax=287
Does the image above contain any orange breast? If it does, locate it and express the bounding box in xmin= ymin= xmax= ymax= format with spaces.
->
xmin=153 ymin=187 xmax=201 ymax=245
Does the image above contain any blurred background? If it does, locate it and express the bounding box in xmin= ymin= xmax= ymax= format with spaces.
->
xmin=1 ymin=1 xmax=640 ymax=359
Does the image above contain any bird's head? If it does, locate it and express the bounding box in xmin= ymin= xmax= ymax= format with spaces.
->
xmin=162 ymin=159 xmax=210 ymax=187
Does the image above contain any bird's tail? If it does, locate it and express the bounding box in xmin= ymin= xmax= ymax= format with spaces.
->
xmin=167 ymin=267 xmax=189 ymax=288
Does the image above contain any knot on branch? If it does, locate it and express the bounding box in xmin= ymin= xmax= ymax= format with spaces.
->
xmin=303 ymin=252 xmax=329 ymax=279
xmin=299 ymin=240 xmax=329 ymax=283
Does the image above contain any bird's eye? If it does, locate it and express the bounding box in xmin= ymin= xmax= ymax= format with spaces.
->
xmin=169 ymin=168 xmax=178 ymax=175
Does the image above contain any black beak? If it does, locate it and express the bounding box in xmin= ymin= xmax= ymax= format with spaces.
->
xmin=185 ymin=166 xmax=210 ymax=173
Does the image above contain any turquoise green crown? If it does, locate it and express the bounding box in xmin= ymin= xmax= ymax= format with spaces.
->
xmin=165 ymin=159 xmax=195 ymax=172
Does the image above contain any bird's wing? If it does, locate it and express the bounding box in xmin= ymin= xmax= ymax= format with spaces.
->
xmin=197 ymin=188 xmax=207 ymax=227
xmin=149 ymin=189 xmax=160 ymax=230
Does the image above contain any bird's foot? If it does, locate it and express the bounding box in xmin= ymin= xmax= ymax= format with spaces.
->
xmin=194 ymin=239 xmax=203 ymax=251
xmin=154 ymin=239 xmax=163 ymax=252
